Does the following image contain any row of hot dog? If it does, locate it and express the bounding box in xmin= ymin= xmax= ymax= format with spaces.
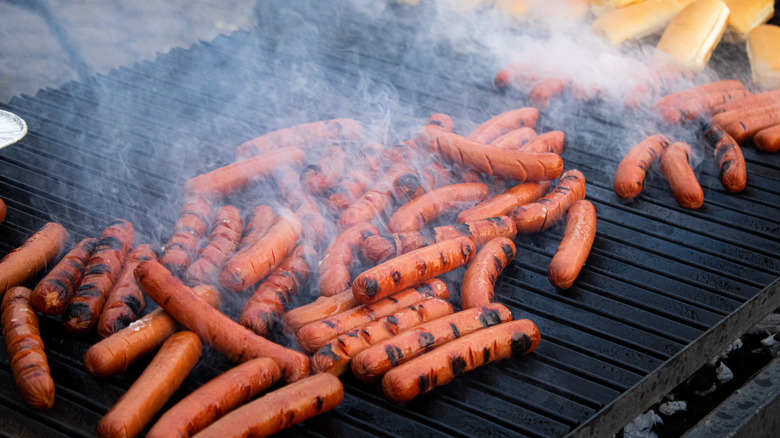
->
xmin=0 ymin=106 xmax=593 ymax=436
xmin=614 ymin=79 xmax=779 ymax=211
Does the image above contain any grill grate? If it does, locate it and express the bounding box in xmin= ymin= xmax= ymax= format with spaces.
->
xmin=2 ymin=2 xmax=780 ymax=437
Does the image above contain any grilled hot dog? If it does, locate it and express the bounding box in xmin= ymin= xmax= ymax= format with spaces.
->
xmin=2 ymin=286 xmax=55 ymax=410
xmin=146 ymin=357 xmax=281 ymax=438
xmin=702 ymin=125 xmax=747 ymax=192
xmin=386 ymin=183 xmax=490 ymax=233
xmin=511 ymin=169 xmax=586 ymax=233
xmin=311 ymin=297 xmax=454 ymax=376
xmin=84 ymin=285 xmax=219 ymax=378
xmin=0 ymin=222 xmax=68 ymax=300
xmin=31 ymin=237 xmax=96 ymax=315
xmin=351 ymin=303 xmax=513 ymax=382
xmin=135 ymin=260 xmax=310 ymax=382
xmin=659 ymin=142 xmax=704 ymax=209
xmin=613 ymin=134 xmax=671 ymax=200
xmin=97 ymin=331 xmax=202 ymax=438
xmin=382 ymin=319 xmax=540 ymax=403
xmin=363 ymin=216 xmax=516 ymax=263
xmin=352 ymin=237 xmax=475 ymax=304
xmin=548 ymin=200 xmax=597 ymax=289
xmin=460 ymin=237 xmax=516 ymax=309
xmin=194 ymin=373 xmax=343 ymax=438
xmin=297 ymin=279 xmax=449 ymax=353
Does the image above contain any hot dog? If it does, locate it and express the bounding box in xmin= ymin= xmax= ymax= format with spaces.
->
xmin=710 ymin=88 xmax=780 ymax=114
xmin=0 ymin=222 xmax=68 ymax=300
xmin=185 ymin=205 xmax=243 ymax=286
xmin=702 ymin=125 xmax=748 ymax=192
xmin=421 ymin=161 xmax=457 ymax=188
xmin=755 ymin=124 xmax=780 ymax=153
xmin=63 ymin=219 xmax=133 ymax=335
xmin=548 ymin=200 xmax=597 ymax=289
xmin=710 ymin=103 xmax=780 ymax=134
xmin=356 ymin=142 xmax=384 ymax=173
xmin=234 ymin=118 xmax=363 ymax=159
xmin=282 ymin=288 xmax=360 ymax=335
xmin=517 ymin=131 xmax=566 ymax=154
xmin=135 ymin=260 xmax=310 ymax=382
xmin=193 ymin=373 xmax=343 ymax=438
xmin=392 ymin=171 xmax=433 ymax=203
xmin=494 ymin=63 xmax=538 ymax=90
xmin=386 ymin=183 xmax=490 ymax=233
xmin=425 ymin=113 xmax=454 ymax=133
xmin=613 ymin=134 xmax=671 ymax=200
xmin=457 ymin=182 xmax=551 ymax=223
xmin=272 ymin=166 xmax=329 ymax=248
xmin=397 ymin=113 xmax=455 ymax=153
xmin=511 ymin=169 xmax=587 ymax=233
xmin=31 ymin=237 xmax=97 ymax=315
xmin=529 ymin=78 xmax=569 ymax=109
xmin=319 ymin=222 xmax=379 ymax=297
xmin=311 ymin=297 xmax=454 ymax=376
xmin=657 ymin=80 xmax=746 ymax=112
xmin=382 ymin=143 xmax=419 ymax=164
xmin=184 ymin=147 xmax=306 ymax=199
xmin=219 ymin=213 xmax=302 ymax=293
xmin=352 ymin=237 xmax=474 ymax=304
xmin=467 ymin=108 xmax=539 ymax=144
xmin=297 ymin=279 xmax=449 ymax=353
xmin=382 ymin=319 xmax=541 ymax=403
xmin=0 ymin=198 xmax=5 ymax=225
xmin=161 ymin=197 xmax=213 ymax=278
xmin=363 ymin=216 xmax=517 ymax=263
xmin=351 ymin=303 xmax=513 ymax=382
xmin=239 ymin=245 xmax=316 ymax=336
xmin=97 ymin=244 xmax=157 ymax=338
xmin=489 ymin=127 xmax=537 ymax=150
xmin=301 ymin=146 xmax=346 ymax=194
xmin=424 ymin=130 xmax=564 ymax=182
xmin=460 ymin=237 xmax=517 ymax=309
xmin=338 ymin=163 xmax=414 ymax=229
xmin=660 ymin=142 xmax=704 ymax=209
xmin=84 ymin=285 xmax=219 ymax=378
xmin=658 ymin=89 xmax=753 ymax=123
xmin=238 ymin=205 xmax=276 ymax=250
xmin=2 ymin=286 xmax=55 ymax=410
xmin=146 ymin=357 xmax=281 ymax=438
xmin=722 ymin=106 xmax=780 ymax=144
xmin=97 ymin=331 xmax=202 ymax=438
xmin=327 ymin=169 xmax=373 ymax=211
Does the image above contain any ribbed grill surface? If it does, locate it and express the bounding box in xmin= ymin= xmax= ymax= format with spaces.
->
xmin=1 ymin=4 xmax=779 ymax=437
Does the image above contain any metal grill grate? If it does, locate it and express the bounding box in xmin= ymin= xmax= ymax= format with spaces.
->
xmin=1 ymin=3 xmax=780 ymax=437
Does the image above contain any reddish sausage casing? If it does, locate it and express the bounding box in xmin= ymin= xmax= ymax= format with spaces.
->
xmin=382 ymin=319 xmax=541 ymax=403
xmin=194 ymin=373 xmax=344 ymax=438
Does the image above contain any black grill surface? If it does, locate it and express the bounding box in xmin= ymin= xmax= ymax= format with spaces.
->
xmin=1 ymin=2 xmax=780 ymax=437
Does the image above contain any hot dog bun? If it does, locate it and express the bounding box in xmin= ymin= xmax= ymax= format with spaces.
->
xmin=656 ymin=0 xmax=731 ymax=72
xmin=747 ymin=24 xmax=780 ymax=89
xmin=591 ymin=0 xmax=697 ymax=44
xmin=723 ymin=0 xmax=774 ymax=41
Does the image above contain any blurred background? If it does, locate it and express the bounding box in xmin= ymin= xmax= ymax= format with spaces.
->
xmin=0 ymin=0 xmax=258 ymax=103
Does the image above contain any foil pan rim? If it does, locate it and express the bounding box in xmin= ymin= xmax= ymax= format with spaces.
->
xmin=0 ymin=109 xmax=28 ymax=149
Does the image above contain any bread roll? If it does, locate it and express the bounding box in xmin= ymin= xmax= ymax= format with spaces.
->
xmin=723 ymin=0 xmax=774 ymax=41
xmin=747 ymin=24 xmax=780 ymax=89
xmin=589 ymin=0 xmax=648 ymax=16
xmin=656 ymin=0 xmax=731 ymax=72
xmin=591 ymin=0 xmax=697 ymax=44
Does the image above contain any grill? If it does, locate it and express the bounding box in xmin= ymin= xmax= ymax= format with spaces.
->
xmin=2 ymin=2 xmax=780 ymax=437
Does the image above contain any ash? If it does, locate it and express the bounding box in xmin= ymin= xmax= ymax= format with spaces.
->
xmin=618 ymin=312 xmax=779 ymax=437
